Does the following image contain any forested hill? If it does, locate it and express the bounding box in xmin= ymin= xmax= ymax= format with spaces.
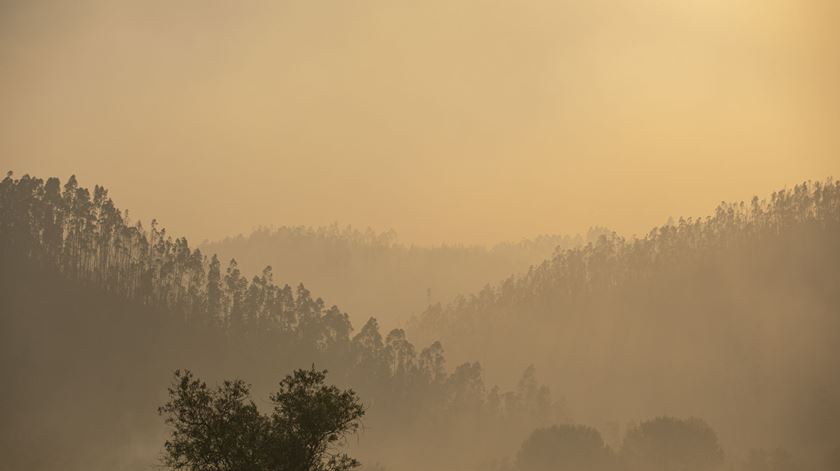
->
xmin=200 ymin=225 xmax=609 ymax=330
xmin=4 ymin=172 xmax=839 ymax=469
xmin=0 ymin=172 xmax=561 ymax=471
xmin=410 ymin=179 xmax=840 ymax=466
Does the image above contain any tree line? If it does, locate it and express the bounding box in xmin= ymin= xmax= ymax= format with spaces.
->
xmin=409 ymin=179 xmax=840 ymax=470
xmin=5 ymin=171 xmax=837 ymax=470
xmin=412 ymin=179 xmax=840 ymax=339
xmin=0 ymin=172 xmax=557 ymax=414
xmin=0 ymin=171 xmax=564 ymax=470
xmin=200 ymin=222 xmax=609 ymax=330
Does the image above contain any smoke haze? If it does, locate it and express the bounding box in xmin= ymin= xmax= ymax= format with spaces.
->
xmin=2 ymin=2 xmax=840 ymax=471
xmin=2 ymin=0 xmax=839 ymax=244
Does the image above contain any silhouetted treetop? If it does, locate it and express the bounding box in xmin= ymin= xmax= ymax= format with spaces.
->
xmin=0 ymin=172 xmax=564 ymax=470
xmin=158 ymin=368 xmax=365 ymax=471
xmin=516 ymin=424 xmax=613 ymax=471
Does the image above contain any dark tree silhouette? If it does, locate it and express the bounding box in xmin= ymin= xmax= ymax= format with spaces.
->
xmin=515 ymin=424 xmax=614 ymax=471
xmin=620 ymin=417 xmax=724 ymax=471
xmin=159 ymin=368 xmax=365 ymax=471
xmin=4 ymin=171 xmax=839 ymax=470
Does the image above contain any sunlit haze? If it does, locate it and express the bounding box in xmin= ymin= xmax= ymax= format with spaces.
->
xmin=2 ymin=2 xmax=840 ymax=471
xmin=3 ymin=0 xmax=838 ymax=244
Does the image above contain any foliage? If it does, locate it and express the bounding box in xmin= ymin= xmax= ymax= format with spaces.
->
xmin=0 ymin=172 xmax=561 ymax=470
xmin=159 ymin=368 xmax=365 ymax=471
xmin=200 ymin=224 xmax=606 ymax=327
xmin=620 ymin=417 xmax=724 ymax=471
xmin=6 ymin=171 xmax=839 ymax=470
xmin=412 ymin=179 xmax=840 ymax=339
xmin=515 ymin=424 xmax=614 ymax=471
xmin=408 ymin=178 xmax=840 ymax=464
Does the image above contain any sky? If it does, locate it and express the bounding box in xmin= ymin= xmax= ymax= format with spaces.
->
xmin=2 ymin=0 xmax=839 ymax=245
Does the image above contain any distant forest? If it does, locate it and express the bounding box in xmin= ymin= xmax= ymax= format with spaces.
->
xmin=200 ymin=224 xmax=610 ymax=329
xmin=1 ymin=172 xmax=839 ymax=470
xmin=0 ymin=172 xmax=561 ymax=471
xmin=411 ymin=179 xmax=840 ymax=468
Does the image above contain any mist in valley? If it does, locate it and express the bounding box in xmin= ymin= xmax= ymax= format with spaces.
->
xmin=2 ymin=1 xmax=840 ymax=471
xmin=199 ymin=225 xmax=611 ymax=330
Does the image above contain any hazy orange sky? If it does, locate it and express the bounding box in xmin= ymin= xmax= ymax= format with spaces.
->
xmin=2 ymin=0 xmax=838 ymax=245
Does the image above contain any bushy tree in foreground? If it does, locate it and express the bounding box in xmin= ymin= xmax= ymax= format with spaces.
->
xmin=158 ymin=368 xmax=365 ymax=471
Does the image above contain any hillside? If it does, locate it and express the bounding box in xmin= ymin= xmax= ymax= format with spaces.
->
xmin=3 ymin=172 xmax=839 ymax=470
xmin=410 ymin=180 xmax=840 ymax=467
xmin=200 ymin=226 xmax=609 ymax=330
xmin=0 ymin=173 xmax=560 ymax=471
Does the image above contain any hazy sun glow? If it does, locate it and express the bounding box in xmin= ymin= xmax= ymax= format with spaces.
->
xmin=2 ymin=0 xmax=838 ymax=244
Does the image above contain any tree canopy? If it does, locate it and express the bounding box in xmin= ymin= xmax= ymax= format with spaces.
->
xmin=620 ymin=417 xmax=724 ymax=471
xmin=0 ymin=171 xmax=561 ymax=471
xmin=515 ymin=424 xmax=613 ymax=471
xmin=159 ymin=368 xmax=365 ymax=471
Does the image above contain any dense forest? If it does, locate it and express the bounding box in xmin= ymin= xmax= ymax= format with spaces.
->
xmin=0 ymin=172 xmax=562 ymax=471
xmin=2 ymin=172 xmax=839 ymax=470
xmin=5 ymin=0 xmax=839 ymax=468
xmin=200 ymin=224 xmax=609 ymax=330
xmin=411 ymin=179 xmax=840 ymax=469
